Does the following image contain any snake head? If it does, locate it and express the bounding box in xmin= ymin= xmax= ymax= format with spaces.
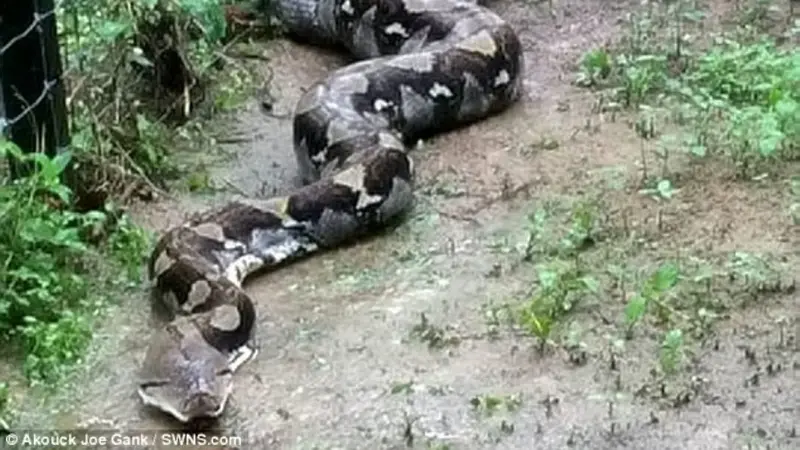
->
xmin=137 ymin=320 xmax=234 ymax=423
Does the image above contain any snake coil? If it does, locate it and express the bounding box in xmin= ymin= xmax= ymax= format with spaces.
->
xmin=138 ymin=0 xmax=523 ymax=422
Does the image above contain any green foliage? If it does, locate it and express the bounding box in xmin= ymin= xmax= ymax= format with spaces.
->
xmin=0 ymin=382 xmax=7 ymax=411
xmin=639 ymin=178 xmax=676 ymax=201
xmin=469 ymin=393 xmax=522 ymax=417
xmin=1 ymin=144 xmax=94 ymax=334
xmin=61 ymin=0 xmax=227 ymax=68
xmin=623 ymin=262 xmax=680 ymax=337
xmin=0 ymin=381 xmax=7 ymax=424
xmin=132 ymin=114 xmax=180 ymax=183
xmin=20 ymin=312 xmax=92 ymax=383
xmin=616 ymin=53 xmax=669 ymax=107
xmin=0 ymin=141 xmax=150 ymax=384
xmin=523 ymin=199 xmax=601 ymax=260
xmin=561 ymin=200 xmax=599 ymax=254
xmin=177 ymin=0 xmax=228 ymax=43
xmin=576 ymin=48 xmax=612 ymax=87
xmin=659 ymin=328 xmax=684 ymax=375
xmin=684 ymin=38 xmax=800 ymax=166
xmin=517 ymin=201 xmax=602 ymax=350
xmin=55 ymin=0 xmax=245 ymax=194
xmin=106 ymin=208 xmax=154 ymax=281
xmin=724 ymin=251 xmax=783 ymax=289
xmin=0 ymin=0 xmax=271 ymax=390
xmin=685 ymin=38 xmax=798 ymax=108
xmin=576 ymin=0 xmax=800 ymax=176
xmin=518 ymin=260 xmax=597 ymax=349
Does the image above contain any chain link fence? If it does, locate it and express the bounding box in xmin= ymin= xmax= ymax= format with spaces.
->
xmin=0 ymin=0 xmax=70 ymax=179
xmin=1 ymin=0 xmax=230 ymax=208
xmin=1 ymin=0 xmax=277 ymax=207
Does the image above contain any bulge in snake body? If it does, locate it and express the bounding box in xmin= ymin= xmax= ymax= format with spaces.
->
xmin=139 ymin=0 xmax=523 ymax=424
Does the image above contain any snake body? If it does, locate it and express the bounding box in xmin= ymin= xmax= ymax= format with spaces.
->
xmin=138 ymin=0 xmax=523 ymax=422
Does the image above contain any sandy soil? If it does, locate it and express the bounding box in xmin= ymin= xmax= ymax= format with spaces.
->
xmin=8 ymin=0 xmax=798 ymax=449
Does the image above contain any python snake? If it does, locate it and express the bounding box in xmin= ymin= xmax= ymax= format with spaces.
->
xmin=138 ymin=0 xmax=523 ymax=423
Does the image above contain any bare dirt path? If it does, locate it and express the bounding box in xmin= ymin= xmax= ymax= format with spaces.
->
xmin=11 ymin=1 xmax=798 ymax=449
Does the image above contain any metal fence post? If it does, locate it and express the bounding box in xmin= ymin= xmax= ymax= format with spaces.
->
xmin=0 ymin=0 xmax=70 ymax=180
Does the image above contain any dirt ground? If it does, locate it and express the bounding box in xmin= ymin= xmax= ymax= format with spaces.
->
xmin=9 ymin=0 xmax=798 ymax=449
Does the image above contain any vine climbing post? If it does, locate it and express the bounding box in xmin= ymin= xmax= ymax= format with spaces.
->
xmin=0 ymin=0 xmax=70 ymax=179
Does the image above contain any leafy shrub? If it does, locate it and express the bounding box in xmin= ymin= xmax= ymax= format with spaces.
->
xmin=56 ymin=0 xmax=236 ymax=207
xmin=0 ymin=140 xmax=150 ymax=383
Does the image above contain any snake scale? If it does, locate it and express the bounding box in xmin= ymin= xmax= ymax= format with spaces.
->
xmin=138 ymin=0 xmax=523 ymax=423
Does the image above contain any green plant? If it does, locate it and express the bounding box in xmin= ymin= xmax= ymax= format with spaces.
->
xmin=469 ymin=393 xmax=522 ymax=416
xmin=560 ymin=200 xmax=599 ymax=254
xmin=659 ymin=328 xmax=685 ymax=375
xmin=724 ymin=251 xmax=781 ymax=289
xmin=516 ymin=201 xmax=602 ymax=350
xmin=1 ymin=145 xmax=93 ymax=331
xmin=518 ymin=260 xmax=598 ymax=351
xmin=617 ymin=53 xmax=669 ymax=107
xmin=0 ymin=141 xmax=147 ymax=383
xmin=576 ymin=48 xmax=612 ymax=87
xmin=639 ymin=179 xmax=677 ymax=201
xmin=0 ymin=2 xmax=243 ymax=388
xmin=20 ymin=312 xmax=92 ymax=382
xmin=62 ymin=0 xmax=228 ymax=75
xmin=623 ymin=262 xmax=680 ymax=337
xmin=578 ymin=3 xmax=800 ymax=176
xmin=523 ymin=199 xmax=601 ymax=260
xmin=55 ymin=0 xmax=269 ymax=206
xmin=104 ymin=207 xmax=154 ymax=281
xmin=0 ymin=382 xmax=8 ymax=412
xmin=522 ymin=208 xmax=550 ymax=260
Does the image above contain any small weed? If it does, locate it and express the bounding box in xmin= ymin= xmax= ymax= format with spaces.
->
xmin=660 ymin=328 xmax=685 ymax=375
xmin=335 ymin=266 xmax=386 ymax=292
xmin=104 ymin=207 xmax=153 ymax=282
xmin=514 ymin=200 xmax=603 ymax=351
xmin=390 ymin=380 xmax=416 ymax=395
xmin=20 ymin=312 xmax=92 ymax=383
xmin=483 ymin=302 xmax=515 ymax=339
xmin=563 ymin=322 xmax=589 ymax=366
xmin=518 ymin=260 xmax=598 ymax=352
xmin=528 ymin=136 xmax=560 ymax=152
xmin=0 ymin=142 xmax=147 ymax=384
xmin=523 ymin=198 xmax=602 ymax=260
xmin=623 ymin=262 xmax=681 ymax=338
xmin=185 ymin=167 xmax=213 ymax=193
xmin=410 ymin=313 xmax=461 ymax=350
xmin=725 ymin=251 xmax=785 ymax=293
xmin=469 ymin=393 xmax=522 ymax=416
xmin=639 ymin=179 xmax=677 ymax=202
xmin=575 ymin=48 xmax=612 ymax=87
xmin=420 ymin=177 xmax=468 ymax=198
xmin=561 ymin=200 xmax=600 ymax=254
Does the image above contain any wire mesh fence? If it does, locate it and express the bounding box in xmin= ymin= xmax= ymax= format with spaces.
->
xmin=1 ymin=0 xmax=276 ymax=206
xmin=0 ymin=0 xmax=229 ymax=205
xmin=0 ymin=0 xmax=70 ymax=178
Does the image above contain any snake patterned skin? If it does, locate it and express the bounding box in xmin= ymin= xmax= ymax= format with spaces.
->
xmin=138 ymin=0 xmax=523 ymax=423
